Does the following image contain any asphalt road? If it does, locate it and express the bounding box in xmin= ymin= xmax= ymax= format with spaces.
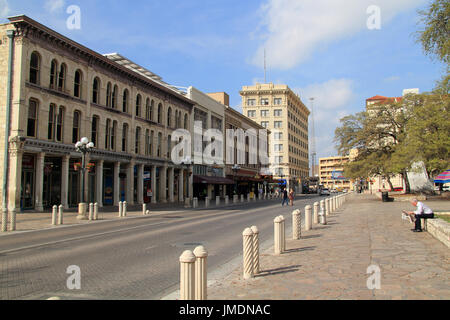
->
xmin=0 ymin=194 xmax=329 ymax=300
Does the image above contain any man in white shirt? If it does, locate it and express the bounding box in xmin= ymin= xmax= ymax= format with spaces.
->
xmin=405 ymin=199 xmax=434 ymax=232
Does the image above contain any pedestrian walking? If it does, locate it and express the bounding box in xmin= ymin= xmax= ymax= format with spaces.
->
xmin=281 ymin=188 xmax=289 ymax=206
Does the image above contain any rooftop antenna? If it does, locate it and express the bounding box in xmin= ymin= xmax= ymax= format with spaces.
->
xmin=309 ymin=97 xmax=317 ymax=177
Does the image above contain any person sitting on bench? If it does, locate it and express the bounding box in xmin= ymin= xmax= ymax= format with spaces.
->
xmin=404 ymin=199 xmax=434 ymax=232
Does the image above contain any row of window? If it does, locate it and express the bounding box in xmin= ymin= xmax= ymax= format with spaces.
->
xmin=288 ymin=133 xmax=308 ymax=150
xmin=260 ymin=121 xmax=283 ymax=129
xmin=27 ymin=99 xmax=175 ymax=158
xmin=246 ymin=98 xmax=283 ymax=106
xmin=29 ymin=52 xmax=189 ymax=128
xmin=247 ymin=109 xmax=283 ymax=118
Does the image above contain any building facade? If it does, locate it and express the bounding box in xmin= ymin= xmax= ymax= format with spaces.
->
xmin=319 ymin=156 xmax=352 ymax=191
xmin=0 ymin=16 xmax=195 ymax=213
xmin=241 ymin=83 xmax=310 ymax=191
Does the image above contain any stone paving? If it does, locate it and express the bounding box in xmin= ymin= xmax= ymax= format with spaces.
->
xmin=208 ymin=194 xmax=450 ymax=300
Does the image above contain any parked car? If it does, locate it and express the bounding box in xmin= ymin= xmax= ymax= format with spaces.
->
xmin=320 ymin=188 xmax=331 ymax=196
xmin=330 ymin=189 xmax=338 ymax=193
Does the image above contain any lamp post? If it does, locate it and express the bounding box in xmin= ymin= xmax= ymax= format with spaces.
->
xmin=75 ymin=137 xmax=95 ymax=220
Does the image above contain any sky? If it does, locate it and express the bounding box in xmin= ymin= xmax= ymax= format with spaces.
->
xmin=0 ymin=0 xmax=445 ymax=161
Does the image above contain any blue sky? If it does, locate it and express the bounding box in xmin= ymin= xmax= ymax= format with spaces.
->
xmin=0 ymin=0 xmax=445 ymax=160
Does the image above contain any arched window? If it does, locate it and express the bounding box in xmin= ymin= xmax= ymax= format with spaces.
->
xmin=167 ymin=135 xmax=172 ymax=158
xmin=145 ymin=98 xmax=151 ymax=120
xmin=58 ymin=63 xmax=67 ymax=91
xmin=91 ymin=115 xmax=99 ymax=147
xmin=112 ymin=85 xmax=118 ymax=109
xmin=106 ymin=82 xmax=112 ymax=107
xmin=122 ymin=123 xmax=128 ymax=152
xmin=111 ymin=121 xmax=117 ymax=151
xmin=157 ymin=132 xmax=162 ymax=157
xmin=150 ymin=100 xmax=154 ymax=121
xmin=72 ymin=111 xmax=81 ymax=143
xmin=122 ymin=89 xmax=129 ymax=113
xmin=184 ymin=114 xmax=188 ymax=130
xmin=145 ymin=129 xmax=150 ymax=156
xmin=74 ymin=70 xmax=82 ymax=98
xmin=175 ymin=111 xmax=179 ymax=129
xmin=48 ymin=104 xmax=56 ymax=140
xmin=136 ymin=94 xmax=142 ymax=117
xmin=105 ymin=119 xmax=111 ymax=149
xmin=150 ymin=130 xmax=154 ymax=156
xmin=135 ymin=127 xmax=141 ymax=154
xmin=167 ymin=107 xmax=172 ymax=127
xmin=27 ymin=99 xmax=38 ymax=137
xmin=92 ymin=77 xmax=100 ymax=104
xmin=50 ymin=59 xmax=58 ymax=88
xmin=29 ymin=52 xmax=40 ymax=85
xmin=56 ymin=106 xmax=64 ymax=142
xmin=157 ymin=103 xmax=163 ymax=124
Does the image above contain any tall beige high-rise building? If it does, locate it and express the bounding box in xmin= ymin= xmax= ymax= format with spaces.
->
xmin=241 ymin=83 xmax=310 ymax=191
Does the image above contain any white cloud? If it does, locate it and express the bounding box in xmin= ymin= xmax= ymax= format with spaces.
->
xmin=0 ymin=0 xmax=9 ymax=19
xmin=296 ymin=78 xmax=355 ymax=158
xmin=252 ymin=0 xmax=427 ymax=69
xmin=45 ymin=0 xmax=65 ymax=13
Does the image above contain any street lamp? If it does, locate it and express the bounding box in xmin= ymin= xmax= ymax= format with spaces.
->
xmin=75 ymin=137 xmax=95 ymax=220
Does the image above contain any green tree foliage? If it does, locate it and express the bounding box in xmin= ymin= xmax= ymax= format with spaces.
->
xmin=334 ymin=94 xmax=449 ymax=193
xmin=417 ymin=0 xmax=450 ymax=93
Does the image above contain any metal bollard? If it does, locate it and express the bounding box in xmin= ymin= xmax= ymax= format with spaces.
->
xmin=89 ymin=203 xmax=94 ymax=221
xmin=58 ymin=205 xmax=64 ymax=225
xmin=242 ymin=228 xmax=254 ymax=280
xmin=313 ymin=202 xmax=319 ymax=224
xmin=119 ymin=201 xmax=123 ymax=217
xmin=305 ymin=205 xmax=312 ymax=231
xmin=325 ymin=198 xmax=330 ymax=216
xmin=193 ymin=246 xmax=208 ymax=301
xmin=205 ymin=197 xmax=209 ymax=208
xmin=292 ymin=210 xmax=301 ymax=240
xmin=123 ymin=201 xmax=127 ymax=217
xmin=216 ymin=196 xmax=220 ymax=206
xmin=179 ymin=250 xmax=196 ymax=300
xmin=143 ymin=203 xmax=147 ymax=216
xmin=94 ymin=203 xmax=99 ymax=220
xmin=52 ymin=205 xmax=58 ymax=226
xmin=251 ymin=226 xmax=260 ymax=275
xmin=274 ymin=216 xmax=284 ymax=255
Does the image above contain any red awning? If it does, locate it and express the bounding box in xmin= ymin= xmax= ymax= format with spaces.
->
xmin=193 ymin=175 xmax=235 ymax=185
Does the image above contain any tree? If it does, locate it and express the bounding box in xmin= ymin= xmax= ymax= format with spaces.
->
xmin=393 ymin=94 xmax=450 ymax=179
xmin=417 ymin=0 xmax=450 ymax=93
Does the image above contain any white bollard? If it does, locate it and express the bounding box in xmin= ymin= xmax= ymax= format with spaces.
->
xmin=52 ymin=205 xmax=58 ymax=226
xmin=251 ymin=226 xmax=260 ymax=275
xmin=143 ymin=203 xmax=147 ymax=216
xmin=89 ymin=203 xmax=94 ymax=221
xmin=123 ymin=201 xmax=127 ymax=217
xmin=179 ymin=250 xmax=196 ymax=300
xmin=248 ymin=194 xmax=251 ymax=202
xmin=319 ymin=201 xmax=327 ymax=225
xmin=313 ymin=202 xmax=319 ymax=224
xmin=193 ymin=246 xmax=208 ymax=301
xmin=274 ymin=216 xmax=284 ymax=255
xmin=292 ymin=210 xmax=301 ymax=240
xmin=58 ymin=205 xmax=64 ymax=225
xmin=216 ymin=196 xmax=220 ymax=206
xmin=10 ymin=210 xmax=16 ymax=231
xmin=280 ymin=215 xmax=286 ymax=253
xmin=146 ymin=210 xmax=151 ymax=215
xmin=193 ymin=197 xmax=198 ymax=208
xmin=225 ymin=195 xmax=229 ymax=205
xmin=325 ymin=198 xmax=330 ymax=216
xmin=233 ymin=195 xmax=238 ymax=204
xmin=205 ymin=197 xmax=209 ymax=208
xmin=241 ymin=194 xmax=244 ymax=203
xmin=242 ymin=228 xmax=254 ymax=280
xmin=94 ymin=203 xmax=99 ymax=220
xmin=305 ymin=205 xmax=312 ymax=231
xmin=119 ymin=201 xmax=123 ymax=217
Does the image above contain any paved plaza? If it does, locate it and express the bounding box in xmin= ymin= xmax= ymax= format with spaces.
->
xmin=208 ymin=194 xmax=450 ymax=300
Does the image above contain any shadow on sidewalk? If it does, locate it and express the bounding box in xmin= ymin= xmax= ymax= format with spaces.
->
xmin=301 ymin=234 xmax=322 ymax=240
xmin=284 ymin=246 xmax=316 ymax=254
xmin=256 ymin=265 xmax=301 ymax=277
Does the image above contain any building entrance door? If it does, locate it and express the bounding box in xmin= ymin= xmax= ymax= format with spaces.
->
xmin=43 ymin=157 xmax=62 ymax=208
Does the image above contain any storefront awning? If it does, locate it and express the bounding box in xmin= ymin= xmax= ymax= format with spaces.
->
xmin=194 ymin=175 xmax=235 ymax=185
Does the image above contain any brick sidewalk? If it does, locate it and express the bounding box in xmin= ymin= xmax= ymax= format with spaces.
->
xmin=208 ymin=194 xmax=450 ymax=300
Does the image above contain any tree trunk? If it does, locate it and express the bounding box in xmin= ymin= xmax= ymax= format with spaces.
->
xmin=402 ymin=171 xmax=411 ymax=194
xmin=386 ymin=176 xmax=394 ymax=191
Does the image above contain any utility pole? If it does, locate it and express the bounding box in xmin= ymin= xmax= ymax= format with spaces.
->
xmin=309 ymin=98 xmax=317 ymax=178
